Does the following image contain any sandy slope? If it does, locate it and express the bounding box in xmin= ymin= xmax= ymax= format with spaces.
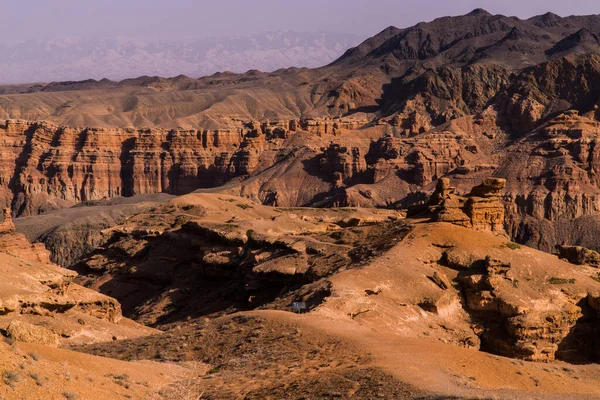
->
xmin=290 ymin=312 xmax=600 ymax=399
xmin=0 ymin=340 xmax=198 ymax=399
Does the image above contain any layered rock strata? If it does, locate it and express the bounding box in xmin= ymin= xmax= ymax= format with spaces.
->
xmin=0 ymin=119 xmax=316 ymax=216
xmin=417 ymin=177 xmax=506 ymax=234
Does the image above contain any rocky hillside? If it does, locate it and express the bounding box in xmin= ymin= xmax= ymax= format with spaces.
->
xmin=3 ymin=175 xmax=600 ymax=398
xmin=0 ymin=208 xmax=196 ymax=399
xmin=62 ymin=184 xmax=600 ymax=398
xmin=6 ymin=9 xmax=600 ymax=399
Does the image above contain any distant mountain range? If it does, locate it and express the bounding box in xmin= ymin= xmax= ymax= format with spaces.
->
xmin=0 ymin=31 xmax=362 ymax=84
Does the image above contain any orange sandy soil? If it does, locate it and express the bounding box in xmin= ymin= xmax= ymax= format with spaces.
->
xmin=289 ymin=311 xmax=600 ymax=399
xmin=0 ymin=339 xmax=202 ymax=399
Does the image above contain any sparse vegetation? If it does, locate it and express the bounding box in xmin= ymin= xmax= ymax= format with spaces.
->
xmin=155 ymin=350 xmax=167 ymax=361
xmin=499 ymin=242 xmax=522 ymax=250
xmin=28 ymin=372 xmax=44 ymax=387
xmin=63 ymin=392 xmax=78 ymax=400
xmin=548 ymin=277 xmax=576 ymax=285
xmin=113 ymin=373 xmax=129 ymax=381
xmin=236 ymin=203 xmax=254 ymax=210
xmin=3 ymin=370 xmax=22 ymax=388
xmin=530 ymin=376 xmax=541 ymax=387
xmin=114 ymin=380 xmax=130 ymax=389
xmin=348 ymin=309 xmax=371 ymax=319
xmin=174 ymin=215 xmax=191 ymax=226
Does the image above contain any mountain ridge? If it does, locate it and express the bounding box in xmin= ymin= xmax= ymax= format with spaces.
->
xmin=0 ymin=31 xmax=361 ymax=84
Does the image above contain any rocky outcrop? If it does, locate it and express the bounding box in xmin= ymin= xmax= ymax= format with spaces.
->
xmin=5 ymin=320 xmax=60 ymax=347
xmin=413 ymin=223 xmax=600 ymax=363
xmin=300 ymin=116 xmax=371 ymax=136
xmin=502 ymin=111 xmax=600 ymax=252
xmin=317 ymin=144 xmax=367 ymax=186
xmin=15 ymin=194 xmax=172 ymax=267
xmin=557 ymin=245 xmax=600 ymax=267
xmin=72 ymin=193 xmax=404 ymax=325
xmin=49 ymin=190 xmax=600 ymax=367
xmin=422 ymin=177 xmax=506 ymax=234
xmin=0 ymin=225 xmax=155 ymax=345
xmin=497 ymin=56 xmax=600 ymax=135
xmin=466 ymin=178 xmax=507 ymax=233
xmin=366 ymin=128 xmax=486 ymax=186
xmin=1 ymin=120 xmax=249 ymax=215
xmin=0 ymin=115 xmax=384 ymax=216
xmin=427 ymin=178 xmax=471 ymax=227
xmin=0 ymin=119 xmax=327 ymax=216
xmin=0 ymin=208 xmax=14 ymax=234
xmin=457 ymin=254 xmax=585 ymax=361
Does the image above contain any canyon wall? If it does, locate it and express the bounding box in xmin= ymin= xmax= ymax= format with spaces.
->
xmin=0 ymin=119 xmax=280 ymax=216
xmin=8 ymin=109 xmax=600 ymax=258
xmin=0 ymin=117 xmax=378 ymax=216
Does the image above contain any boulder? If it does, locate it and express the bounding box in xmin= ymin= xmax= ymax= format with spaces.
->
xmin=469 ymin=178 xmax=506 ymax=197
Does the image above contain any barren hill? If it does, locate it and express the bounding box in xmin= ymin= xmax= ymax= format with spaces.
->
xmin=3 ymin=170 xmax=600 ymax=397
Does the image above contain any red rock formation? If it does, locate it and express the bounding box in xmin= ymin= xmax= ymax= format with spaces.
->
xmin=366 ymin=129 xmax=484 ymax=186
xmin=317 ymin=144 xmax=367 ymax=186
xmin=0 ymin=116 xmax=382 ymax=216
xmin=423 ymin=177 xmax=506 ymax=234
xmin=0 ymin=220 xmax=158 ymax=346
xmin=0 ymin=208 xmax=14 ymax=234
xmin=0 ymin=120 xmax=289 ymax=215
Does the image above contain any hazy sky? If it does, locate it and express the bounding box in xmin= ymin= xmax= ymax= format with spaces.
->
xmin=3 ymin=0 xmax=599 ymax=42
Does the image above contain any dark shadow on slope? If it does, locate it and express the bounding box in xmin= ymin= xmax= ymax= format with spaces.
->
xmin=119 ymin=137 xmax=136 ymax=197
xmin=72 ymin=212 xmax=412 ymax=327
xmin=73 ymin=222 xmax=335 ymax=326
xmin=556 ymin=297 xmax=600 ymax=364
xmin=9 ymin=124 xmax=38 ymax=216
